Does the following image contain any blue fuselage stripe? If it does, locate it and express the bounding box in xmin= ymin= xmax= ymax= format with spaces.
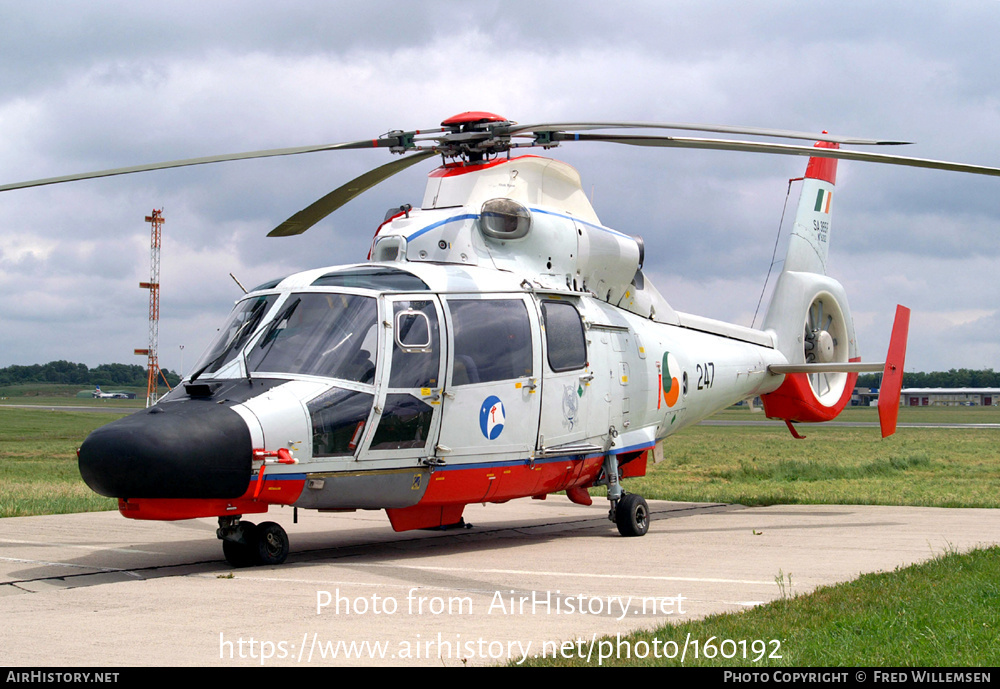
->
xmin=407 ymin=214 xmax=479 ymax=242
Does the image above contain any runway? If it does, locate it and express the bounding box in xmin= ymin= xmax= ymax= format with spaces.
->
xmin=701 ymin=419 xmax=1000 ymax=429
xmin=6 ymin=403 xmax=999 ymax=430
xmin=3 ymin=499 xmax=999 ymax=666
xmin=0 ymin=403 xmax=138 ymax=414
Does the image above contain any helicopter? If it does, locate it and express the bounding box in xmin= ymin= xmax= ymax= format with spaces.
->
xmin=5 ymin=111 xmax=999 ymax=567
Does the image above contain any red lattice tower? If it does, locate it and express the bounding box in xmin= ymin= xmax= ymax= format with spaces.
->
xmin=135 ymin=209 xmax=170 ymax=407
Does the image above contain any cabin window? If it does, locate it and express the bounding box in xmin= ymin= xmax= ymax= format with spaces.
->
xmin=388 ymin=300 xmax=440 ymax=388
xmin=308 ymin=387 xmax=374 ymax=457
xmin=447 ymin=299 xmax=532 ymax=384
xmin=248 ymin=293 xmax=378 ymax=383
xmin=541 ymin=300 xmax=587 ymax=372
xmin=369 ymin=394 xmax=434 ymax=450
xmin=395 ymin=309 xmax=431 ymax=352
xmin=310 ymin=266 xmax=427 ymax=290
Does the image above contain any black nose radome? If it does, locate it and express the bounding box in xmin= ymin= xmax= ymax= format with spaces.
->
xmin=79 ymin=401 xmax=253 ymax=499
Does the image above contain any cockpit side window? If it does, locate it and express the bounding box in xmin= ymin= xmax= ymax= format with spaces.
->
xmin=248 ymin=293 xmax=378 ymax=383
xmin=308 ymin=387 xmax=374 ymax=457
xmin=369 ymin=394 xmax=434 ymax=450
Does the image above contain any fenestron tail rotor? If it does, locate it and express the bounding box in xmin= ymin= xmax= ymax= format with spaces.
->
xmin=803 ymin=294 xmax=848 ymax=403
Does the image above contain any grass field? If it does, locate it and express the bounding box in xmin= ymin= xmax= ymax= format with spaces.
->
xmin=0 ymin=406 xmax=126 ymax=517
xmin=715 ymin=404 xmax=1000 ymax=424
xmin=630 ymin=408 xmax=1000 ymax=509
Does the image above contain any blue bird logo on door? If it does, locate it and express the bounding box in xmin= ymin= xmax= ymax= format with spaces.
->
xmin=479 ymin=396 xmax=506 ymax=440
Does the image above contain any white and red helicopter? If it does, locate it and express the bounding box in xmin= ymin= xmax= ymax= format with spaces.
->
xmin=4 ymin=111 xmax=998 ymax=567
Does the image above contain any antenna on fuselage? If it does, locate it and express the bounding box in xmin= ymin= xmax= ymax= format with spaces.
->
xmin=230 ymin=273 xmax=248 ymax=294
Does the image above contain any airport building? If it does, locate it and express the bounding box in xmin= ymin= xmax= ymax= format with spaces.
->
xmin=852 ymin=388 xmax=1000 ymax=407
xmin=899 ymin=388 xmax=1000 ymax=407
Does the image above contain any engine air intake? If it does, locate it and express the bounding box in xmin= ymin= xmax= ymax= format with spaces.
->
xmin=480 ymin=198 xmax=531 ymax=240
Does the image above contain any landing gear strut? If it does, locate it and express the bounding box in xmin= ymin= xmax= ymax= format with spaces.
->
xmin=597 ymin=437 xmax=650 ymax=538
xmin=219 ymin=517 xmax=289 ymax=567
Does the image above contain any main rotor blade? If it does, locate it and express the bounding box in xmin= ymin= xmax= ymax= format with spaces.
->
xmin=267 ymin=149 xmax=438 ymax=237
xmin=508 ymin=122 xmax=908 ymax=146
xmin=563 ymin=133 xmax=1000 ymax=177
xmin=0 ymin=137 xmax=412 ymax=193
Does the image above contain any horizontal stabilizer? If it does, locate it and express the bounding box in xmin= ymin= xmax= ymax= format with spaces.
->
xmin=878 ymin=305 xmax=911 ymax=438
xmin=768 ymin=362 xmax=885 ymax=375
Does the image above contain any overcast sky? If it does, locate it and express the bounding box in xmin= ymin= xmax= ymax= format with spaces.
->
xmin=1 ymin=1 xmax=998 ymax=376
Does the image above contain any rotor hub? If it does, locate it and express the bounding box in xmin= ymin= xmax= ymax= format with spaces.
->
xmin=812 ymin=329 xmax=836 ymax=363
xmin=436 ymin=112 xmax=515 ymax=161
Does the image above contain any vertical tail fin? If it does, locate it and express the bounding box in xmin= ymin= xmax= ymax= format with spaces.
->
xmin=784 ymin=140 xmax=838 ymax=275
xmin=760 ymin=139 xmax=859 ymax=425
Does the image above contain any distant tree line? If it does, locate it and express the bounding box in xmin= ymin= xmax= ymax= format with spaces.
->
xmin=1 ymin=361 xmax=996 ymax=391
xmin=857 ymin=368 xmax=1000 ymax=389
xmin=0 ymin=361 xmax=180 ymax=388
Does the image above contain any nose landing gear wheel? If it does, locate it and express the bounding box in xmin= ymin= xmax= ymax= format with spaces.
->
xmin=222 ymin=521 xmax=259 ymax=568
xmin=615 ymin=493 xmax=649 ymax=537
xmin=256 ymin=521 xmax=290 ymax=566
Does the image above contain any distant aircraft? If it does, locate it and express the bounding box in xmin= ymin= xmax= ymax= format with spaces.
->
xmin=92 ymin=386 xmax=132 ymax=399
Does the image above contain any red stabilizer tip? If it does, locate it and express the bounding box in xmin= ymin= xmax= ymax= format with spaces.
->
xmin=878 ymin=305 xmax=911 ymax=438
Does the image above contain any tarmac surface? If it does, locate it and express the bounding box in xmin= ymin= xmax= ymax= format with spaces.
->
xmin=2 ymin=499 xmax=999 ymax=667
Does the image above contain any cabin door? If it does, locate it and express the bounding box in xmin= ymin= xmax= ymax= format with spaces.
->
xmin=357 ymin=295 xmax=445 ymax=463
xmin=436 ymin=295 xmax=542 ymax=463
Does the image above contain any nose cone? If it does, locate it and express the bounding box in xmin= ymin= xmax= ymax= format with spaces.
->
xmin=79 ymin=401 xmax=253 ymax=499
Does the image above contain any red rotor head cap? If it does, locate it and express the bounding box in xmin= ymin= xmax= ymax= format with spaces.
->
xmin=441 ymin=111 xmax=508 ymax=127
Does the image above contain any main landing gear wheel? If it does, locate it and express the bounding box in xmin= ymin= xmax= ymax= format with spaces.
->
xmin=615 ymin=494 xmax=650 ymax=537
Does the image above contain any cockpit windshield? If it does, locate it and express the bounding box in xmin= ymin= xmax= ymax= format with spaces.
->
xmin=190 ymin=294 xmax=278 ymax=379
xmin=247 ymin=292 xmax=378 ymax=383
